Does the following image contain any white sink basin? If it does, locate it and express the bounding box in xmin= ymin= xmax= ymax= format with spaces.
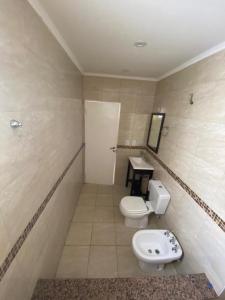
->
xmin=129 ymin=156 xmax=154 ymax=170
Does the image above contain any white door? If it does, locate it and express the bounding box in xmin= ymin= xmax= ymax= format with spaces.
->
xmin=85 ymin=100 xmax=121 ymax=185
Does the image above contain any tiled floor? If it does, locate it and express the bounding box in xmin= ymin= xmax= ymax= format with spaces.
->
xmin=56 ymin=184 xmax=177 ymax=279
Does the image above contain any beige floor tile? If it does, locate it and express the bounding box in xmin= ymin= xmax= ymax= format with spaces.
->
xmin=56 ymin=246 xmax=89 ymax=278
xmin=147 ymin=220 xmax=158 ymax=229
xmin=112 ymin=185 xmax=129 ymax=196
xmin=98 ymin=185 xmax=113 ymax=194
xmin=96 ymin=194 xmax=113 ymax=206
xmin=148 ymin=215 xmax=163 ymax=229
xmin=112 ymin=193 xmax=123 ymax=206
xmin=88 ymin=246 xmax=117 ymax=278
xmin=117 ymin=246 xmax=145 ymax=277
xmin=114 ymin=207 xmax=124 ymax=224
xmin=91 ymin=223 xmax=116 ymax=245
xmin=66 ymin=223 xmax=92 ymax=245
xmin=78 ymin=194 xmax=96 ymax=206
xmin=115 ymin=224 xmax=137 ymax=245
xmin=94 ymin=207 xmax=114 ymax=222
xmin=162 ymin=261 xmax=177 ymax=275
xmin=82 ymin=184 xmax=98 ymax=194
xmin=73 ymin=206 xmax=95 ymax=222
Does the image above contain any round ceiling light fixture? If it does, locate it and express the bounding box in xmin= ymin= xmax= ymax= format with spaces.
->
xmin=122 ymin=69 xmax=130 ymax=74
xmin=134 ymin=40 xmax=147 ymax=47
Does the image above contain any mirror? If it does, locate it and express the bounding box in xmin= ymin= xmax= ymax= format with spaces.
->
xmin=147 ymin=113 xmax=165 ymax=153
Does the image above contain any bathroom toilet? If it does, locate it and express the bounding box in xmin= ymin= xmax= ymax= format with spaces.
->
xmin=119 ymin=180 xmax=170 ymax=228
xmin=132 ymin=230 xmax=183 ymax=271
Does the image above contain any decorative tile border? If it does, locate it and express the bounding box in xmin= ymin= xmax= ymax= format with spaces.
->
xmin=117 ymin=145 xmax=146 ymax=150
xmin=146 ymin=147 xmax=225 ymax=232
xmin=0 ymin=144 xmax=84 ymax=282
xmin=117 ymin=144 xmax=225 ymax=232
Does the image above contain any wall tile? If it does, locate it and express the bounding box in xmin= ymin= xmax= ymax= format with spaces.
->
xmin=0 ymin=0 xmax=83 ymax=299
xmin=149 ymin=49 xmax=225 ymax=296
xmin=83 ymin=76 xmax=156 ymax=149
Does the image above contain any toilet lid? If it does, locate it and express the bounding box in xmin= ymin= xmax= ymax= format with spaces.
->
xmin=120 ymin=196 xmax=148 ymax=213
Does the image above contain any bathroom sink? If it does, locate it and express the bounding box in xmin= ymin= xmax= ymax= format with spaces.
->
xmin=129 ymin=156 xmax=154 ymax=170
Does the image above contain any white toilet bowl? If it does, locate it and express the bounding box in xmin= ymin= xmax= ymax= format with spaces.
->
xmin=132 ymin=230 xmax=182 ymax=271
xmin=119 ymin=196 xmax=153 ymax=228
xmin=119 ymin=180 xmax=171 ymax=229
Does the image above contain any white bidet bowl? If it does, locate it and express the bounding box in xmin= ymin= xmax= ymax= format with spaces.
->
xmin=132 ymin=229 xmax=182 ymax=271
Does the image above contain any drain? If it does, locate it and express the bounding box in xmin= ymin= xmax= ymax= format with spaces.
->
xmin=148 ymin=249 xmax=152 ymax=254
xmin=155 ymin=249 xmax=160 ymax=254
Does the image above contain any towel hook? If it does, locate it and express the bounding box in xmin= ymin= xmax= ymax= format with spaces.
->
xmin=10 ymin=120 xmax=23 ymax=129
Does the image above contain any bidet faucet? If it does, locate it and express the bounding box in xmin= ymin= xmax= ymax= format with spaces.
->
xmin=172 ymin=244 xmax=179 ymax=253
xmin=169 ymin=237 xmax=176 ymax=244
xmin=164 ymin=230 xmax=170 ymax=237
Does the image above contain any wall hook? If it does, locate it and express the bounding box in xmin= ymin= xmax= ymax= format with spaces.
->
xmin=10 ymin=120 xmax=23 ymax=128
xmin=189 ymin=93 xmax=194 ymax=105
xmin=162 ymin=126 xmax=169 ymax=136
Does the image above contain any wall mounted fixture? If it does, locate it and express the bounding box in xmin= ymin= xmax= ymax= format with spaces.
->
xmin=189 ymin=93 xmax=194 ymax=105
xmin=162 ymin=126 xmax=169 ymax=136
xmin=10 ymin=120 xmax=23 ymax=129
xmin=134 ymin=41 xmax=147 ymax=47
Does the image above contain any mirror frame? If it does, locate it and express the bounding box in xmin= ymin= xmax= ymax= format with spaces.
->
xmin=147 ymin=113 xmax=165 ymax=153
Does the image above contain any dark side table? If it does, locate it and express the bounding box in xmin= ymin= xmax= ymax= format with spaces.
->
xmin=125 ymin=157 xmax=154 ymax=198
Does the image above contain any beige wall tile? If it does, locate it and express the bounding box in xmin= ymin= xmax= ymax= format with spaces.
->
xmin=83 ymin=76 xmax=156 ymax=148
xmin=83 ymin=76 xmax=156 ymax=184
xmin=0 ymin=257 xmax=30 ymax=300
xmin=0 ymin=214 xmax=11 ymax=266
xmin=147 ymin=51 xmax=225 ymax=295
xmin=0 ymin=0 xmax=83 ymax=298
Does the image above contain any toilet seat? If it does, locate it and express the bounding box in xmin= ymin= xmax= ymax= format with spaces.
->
xmin=119 ymin=196 xmax=154 ymax=228
xmin=120 ymin=196 xmax=148 ymax=214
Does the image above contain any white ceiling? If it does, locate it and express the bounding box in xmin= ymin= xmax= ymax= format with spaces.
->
xmin=30 ymin=0 xmax=225 ymax=80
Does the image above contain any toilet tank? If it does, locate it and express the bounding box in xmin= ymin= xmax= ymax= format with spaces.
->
xmin=148 ymin=180 xmax=170 ymax=214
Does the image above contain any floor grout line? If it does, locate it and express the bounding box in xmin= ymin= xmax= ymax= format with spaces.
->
xmin=86 ymin=221 xmax=94 ymax=278
xmin=57 ymin=184 xmax=179 ymax=279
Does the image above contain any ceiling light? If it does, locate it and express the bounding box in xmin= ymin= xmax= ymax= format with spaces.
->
xmin=134 ymin=41 xmax=147 ymax=47
xmin=122 ymin=69 xmax=130 ymax=74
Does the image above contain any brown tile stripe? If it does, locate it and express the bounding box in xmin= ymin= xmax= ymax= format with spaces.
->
xmin=117 ymin=145 xmax=146 ymax=150
xmin=118 ymin=144 xmax=225 ymax=232
xmin=0 ymin=144 xmax=84 ymax=282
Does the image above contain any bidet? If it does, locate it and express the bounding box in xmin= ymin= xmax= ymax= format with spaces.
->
xmin=132 ymin=230 xmax=183 ymax=271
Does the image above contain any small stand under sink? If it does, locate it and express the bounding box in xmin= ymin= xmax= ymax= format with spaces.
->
xmin=125 ymin=157 xmax=154 ymax=198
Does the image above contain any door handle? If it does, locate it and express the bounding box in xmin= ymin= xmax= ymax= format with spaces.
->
xmin=110 ymin=147 xmax=117 ymax=152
